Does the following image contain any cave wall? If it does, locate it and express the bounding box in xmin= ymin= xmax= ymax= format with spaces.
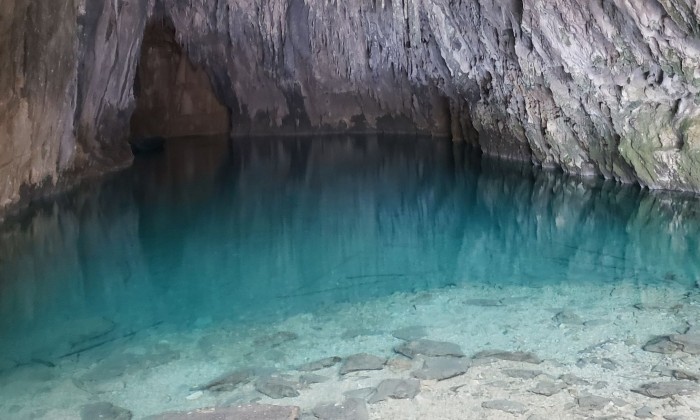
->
xmin=130 ymin=22 xmax=230 ymax=138
xmin=1 ymin=0 xmax=700 ymax=216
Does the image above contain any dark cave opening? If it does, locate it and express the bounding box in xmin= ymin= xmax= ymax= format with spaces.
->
xmin=129 ymin=21 xmax=230 ymax=140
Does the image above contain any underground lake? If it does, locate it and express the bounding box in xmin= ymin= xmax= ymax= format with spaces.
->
xmin=1 ymin=135 xmax=700 ymax=419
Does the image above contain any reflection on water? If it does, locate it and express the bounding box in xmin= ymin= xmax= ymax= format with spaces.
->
xmin=0 ymin=134 xmax=699 ymax=370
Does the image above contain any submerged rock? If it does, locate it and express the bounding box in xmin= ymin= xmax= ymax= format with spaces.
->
xmin=529 ymin=380 xmax=566 ymax=396
xmin=668 ymin=334 xmax=700 ymax=355
xmin=411 ymin=356 xmax=470 ymax=381
xmin=339 ymin=354 xmax=386 ymax=375
xmin=642 ymin=336 xmax=679 ymax=354
xmin=503 ymin=369 xmax=545 ymax=380
xmin=313 ymin=398 xmax=368 ymax=420
xmin=481 ymin=400 xmax=527 ymax=414
xmin=80 ymin=402 xmax=132 ymax=420
xmin=395 ymin=340 xmax=465 ymax=359
xmin=196 ymin=369 xmax=253 ymax=392
xmin=473 ymin=350 xmax=542 ymax=364
xmin=144 ymin=405 xmax=300 ymax=420
xmin=632 ymin=381 xmax=699 ymax=398
xmin=297 ymin=357 xmax=341 ymax=372
xmin=255 ymin=377 xmax=300 ymax=399
xmin=368 ymin=379 xmax=421 ymax=404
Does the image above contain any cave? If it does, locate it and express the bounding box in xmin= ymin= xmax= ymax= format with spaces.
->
xmin=129 ymin=21 xmax=230 ymax=140
xmin=2 ymin=1 xmax=700 ymax=418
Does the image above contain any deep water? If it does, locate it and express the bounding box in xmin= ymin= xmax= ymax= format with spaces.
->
xmin=1 ymin=135 xmax=700 ymax=417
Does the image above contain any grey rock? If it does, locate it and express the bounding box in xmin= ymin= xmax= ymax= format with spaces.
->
xmin=672 ymin=370 xmax=699 ymax=382
xmin=391 ymin=326 xmax=428 ymax=341
xmin=255 ymin=377 xmax=300 ymax=399
xmin=503 ymin=369 xmax=544 ymax=380
xmin=634 ymin=406 xmax=654 ymax=418
xmin=297 ymin=357 xmax=341 ymax=372
xmin=576 ymin=357 xmax=619 ymax=370
xmin=632 ymin=381 xmax=699 ymax=398
xmin=668 ymin=334 xmax=700 ymax=355
xmin=643 ymin=336 xmax=680 ymax=354
xmin=395 ymin=340 xmax=465 ymax=359
xmin=80 ymin=402 xmax=132 ymax=420
xmin=559 ymin=374 xmax=590 ymax=386
xmin=144 ymin=405 xmax=300 ymax=420
xmin=529 ymin=380 xmax=565 ymax=396
xmin=577 ymin=395 xmax=613 ymax=410
xmin=313 ymin=398 xmax=368 ymax=420
xmin=343 ymin=387 xmax=376 ymax=400
xmin=481 ymin=400 xmax=527 ymax=414
xmin=411 ymin=356 xmax=470 ymax=381
xmin=6 ymin=0 xmax=700 ymax=218
xmin=473 ymin=350 xmax=542 ymax=364
xmin=553 ymin=310 xmax=583 ymax=325
xmin=197 ymin=369 xmax=253 ymax=392
xmin=299 ymin=374 xmax=329 ymax=385
xmin=339 ymin=354 xmax=386 ymax=375
xmin=368 ymin=379 xmax=421 ymax=404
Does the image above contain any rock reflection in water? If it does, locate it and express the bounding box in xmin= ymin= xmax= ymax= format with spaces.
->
xmin=0 ymin=134 xmax=699 ymax=369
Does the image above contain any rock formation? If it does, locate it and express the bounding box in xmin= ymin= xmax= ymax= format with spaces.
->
xmin=1 ymin=0 xmax=699 ymax=214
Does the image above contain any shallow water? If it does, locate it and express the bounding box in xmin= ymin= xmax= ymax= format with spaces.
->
xmin=1 ymin=135 xmax=700 ymax=419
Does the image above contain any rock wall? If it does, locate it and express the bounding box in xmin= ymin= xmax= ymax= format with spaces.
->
xmin=1 ymin=0 xmax=700 ymax=215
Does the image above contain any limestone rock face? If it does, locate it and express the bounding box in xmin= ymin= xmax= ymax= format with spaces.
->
xmin=2 ymin=0 xmax=700 ymax=214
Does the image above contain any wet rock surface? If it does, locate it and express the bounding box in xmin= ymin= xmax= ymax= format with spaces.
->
xmin=632 ymin=381 xmax=699 ymax=398
xmin=411 ymin=356 xmax=471 ymax=381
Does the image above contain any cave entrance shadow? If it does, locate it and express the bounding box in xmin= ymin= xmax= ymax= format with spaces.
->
xmin=129 ymin=20 xmax=230 ymax=142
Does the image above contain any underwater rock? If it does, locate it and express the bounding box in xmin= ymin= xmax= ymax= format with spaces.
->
xmin=144 ymin=405 xmax=301 ymax=420
xmin=529 ymin=380 xmax=566 ymax=396
xmin=668 ymin=334 xmax=700 ymax=355
xmin=297 ymin=357 xmax=341 ymax=372
xmin=672 ymin=370 xmax=700 ymax=382
xmin=395 ymin=340 xmax=465 ymax=359
xmin=643 ymin=336 xmax=680 ymax=354
xmin=481 ymin=400 xmax=527 ymax=414
xmin=313 ymin=398 xmax=368 ymax=420
xmin=411 ymin=356 xmax=471 ymax=381
xmin=559 ymin=374 xmax=590 ymax=386
xmin=368 ymin=379 xmax=421 ymax=404
xmin=576 ymin=357 xmax=619 ymax=370
xmin=576 ymin=395 xmax=614 ymax=410
xmin=80 ymin=402 xmax=132 ymax=420
xmin=472 ymin=350 xmax=542 ymax=364
xmin=343 ymin=387 xmax=376 ymax=400
xmin=197 ymin=369 xmax=253 ymax=392
xmin=339 ymin=354 xmax=386 ymax=375
xmin=632 ymin=381 xmax=699 ymax=398
xmin=255 ymin=377 xmax=300 ymax=399
xmin=391 ymin=326 xmax=428 ymax=341
xmin=634 ymin=406 xmax=655 ymax=418
xmin=552 ymin=311 xmax=584 ymax=325
xmin=299 ymin=374 xmax=329 ymax=385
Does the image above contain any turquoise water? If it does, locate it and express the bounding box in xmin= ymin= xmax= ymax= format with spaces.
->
xmin=1 ymin=135 xmax=700 ymax=418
